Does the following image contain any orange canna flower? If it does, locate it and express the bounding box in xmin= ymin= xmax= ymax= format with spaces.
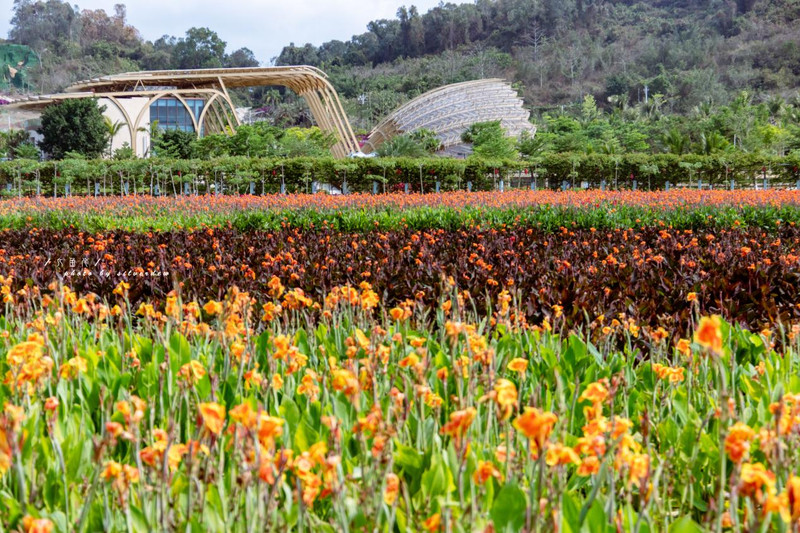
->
xmin=106 ymin=421 xmax=125 ymax=438
xmin=507 ymin=357 xmax=528 ymax=376
xmin=676 ymin=338 xmax=691 ymax=357
xmin=178 ymin=360 xmax=206 ymax=384
xmin=21 ymin=516 xmax=54 ymax=533
xmin=384 ymin=473 xmax=400 ymax=505
xmin=739 ymin=462 xmax=776 ymax=501
xmin=695 ymin=315 xmax=724 ymax=355
xmin=271 ymin=373 xmax=284 ymax=391
xmin=44 ymin=397 xmax=59 ymax=412
xmin=785 ymin=476 xmax=800 ymax=522
xmin=72 ymin=298 xmax=91 ymax=314
xmin=513 ymin=407 xmax=558 ymax=451
xmin=203 ymin=300 xmax=223 ymax=316
xmin=256 ymin=413 xmax=285 ymax=450
xmin=473 ymin=460 xmax=503 ymax=484
xmin=579 ymin=380 xmax=609 ymax=405
xmin=399 ymin=354 xmax=420 ymax=368
xmin=493 ymin=379 xmax=518 ymax=420
xmin=113 ymin=281 xmax=130 ymax=296
xmin=101 ymin=460 xmax=123 ymax=481
xmin=577 ymin=455 xmax=601 ymax=476
xmin=198 ymin=402 xmax=226 ymax=435
xmin=725 ymin=422 xmax=756 ymax=463
xmin=389 ymin=307 xmax=405 ymax=321
xmin=651 ymin=363 xmax=685 ymax=384
xmin=546 ymin=442 xmax=581 ymax=467
xmin=441 ymin=407 xmax=476 ymax=445
xmin=423 ymin=513 xmax=442 ymax=532
xmin=229 ymin=403 xmax=258 ymax=429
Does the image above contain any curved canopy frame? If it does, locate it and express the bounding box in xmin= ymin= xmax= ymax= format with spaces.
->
xmin=9 ymin=66 xmax=360 ymax=158
xmin=362 ymin=79 xmax=536 ymax=155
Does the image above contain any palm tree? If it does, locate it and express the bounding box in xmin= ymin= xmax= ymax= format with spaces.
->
xmin=697 ymin=131 xmax=729 ymax=155
xmin=765 ymin=95 xmax=785 ymax=123
xmin=104 ymin=117 xmax=123 ymax=157
xmin=661 ymin=128 xmax=689 ymax=155
xmin=376 ymin=135 xmax=427 ymax=157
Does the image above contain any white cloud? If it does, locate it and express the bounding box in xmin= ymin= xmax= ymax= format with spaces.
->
xmin=2 ymin=0 xmax=469 ymax=63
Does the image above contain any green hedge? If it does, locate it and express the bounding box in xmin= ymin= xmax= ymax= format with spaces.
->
xmin=1 ymin=153 xmax=799 ymax=196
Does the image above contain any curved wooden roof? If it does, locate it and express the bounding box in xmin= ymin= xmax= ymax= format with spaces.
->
xmin=8 ymin=66 xmax=360 ymax=157
xmin=362 ymin=79 xmax=535 ymax=155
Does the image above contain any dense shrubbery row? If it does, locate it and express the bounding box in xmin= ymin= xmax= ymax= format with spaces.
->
xmin=2 ymin=225 xmax=798 ymax=335
xmin=2 ymin=152 xmax=800 ymax=196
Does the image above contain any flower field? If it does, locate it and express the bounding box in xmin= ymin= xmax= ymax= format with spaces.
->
xmin=1 ymin=189 xmax=800 ymax=231
xmin=1 ymin=190 xmax=800 ymax=532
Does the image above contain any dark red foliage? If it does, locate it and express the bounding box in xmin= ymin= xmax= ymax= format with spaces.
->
xmin=1 ymin=226 xmax=799 ymax=335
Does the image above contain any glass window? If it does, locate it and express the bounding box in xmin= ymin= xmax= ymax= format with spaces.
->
xmin=150 ymin=97 xmax=205 ymax=134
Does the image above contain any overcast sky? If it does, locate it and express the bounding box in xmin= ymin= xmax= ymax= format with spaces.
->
xmin=1 ymin=0 xmax=470 ymax=63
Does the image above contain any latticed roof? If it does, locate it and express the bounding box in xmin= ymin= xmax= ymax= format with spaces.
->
xmin=62 ymin=66 xmax=337 ymax=94
xmin=7 ymin=66 xmax=360 ymax=158
xmin=362 ymin=79 xmax=536 ymax=154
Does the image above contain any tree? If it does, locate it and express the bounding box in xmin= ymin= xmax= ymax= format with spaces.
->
xmin=104 ymin=117 xmax=123 ymax=157
xmin=152 ymin=129 xmax=195 ymax=159
xmin=225 ymin=47 xmax=259 ymax=68
xmin=463 ymin=121 xmax=518 ymax=160
xmin=10 ymin=0 xmax=80 ymax=53
xmin=376 ymin=129 xmax=440 ymax=157
xmin=38 ymin=98 xmax=108 ymax=159
xmin=174 ymin=27 xmax=226 ymax=69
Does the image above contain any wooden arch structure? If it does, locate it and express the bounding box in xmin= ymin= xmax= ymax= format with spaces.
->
xmin=362 ymin=79 xmax=536 ymax=156
xmin=8 ymin=66 xmax=360 ymax=158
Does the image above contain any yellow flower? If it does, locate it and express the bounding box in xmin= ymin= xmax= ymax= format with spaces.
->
xmin=203 ymin=300 xmax=223 ymax=316
xmin=507 ymin=357 xmax=528 ymax=376
xmin=59 ymin=356 xmax=87 ymax=379
xmin=493 ymin=379 xmax=517 ymax=420
xmin=101 ymin=460 xmax=123 ymax=481
xmin=178 ymin=360 xmax=206 ymax=384
xmin=113 ymin=281 xmax=130 ymax=296
xmin=739 ymin=462 xmax=776 ymax=500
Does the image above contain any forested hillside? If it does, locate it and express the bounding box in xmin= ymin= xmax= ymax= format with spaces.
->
xmin=277 ymin=0 xmax=800 ymax=112
xmin=3 ymin=0 xmax=800 ymax=156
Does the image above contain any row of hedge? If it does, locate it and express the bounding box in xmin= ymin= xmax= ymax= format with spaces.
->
xmin=1 ymin=153 xmax=800 ymax=196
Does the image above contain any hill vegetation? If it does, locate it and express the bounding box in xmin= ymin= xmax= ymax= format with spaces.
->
xmin=3 ymin=0 xmax=800 ymax=158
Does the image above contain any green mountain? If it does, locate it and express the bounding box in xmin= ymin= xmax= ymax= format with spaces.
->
xmin=3 ymin=0 xmax=800 ymax=156
xmin=276 ymin=0 xmax=800 ymax=113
